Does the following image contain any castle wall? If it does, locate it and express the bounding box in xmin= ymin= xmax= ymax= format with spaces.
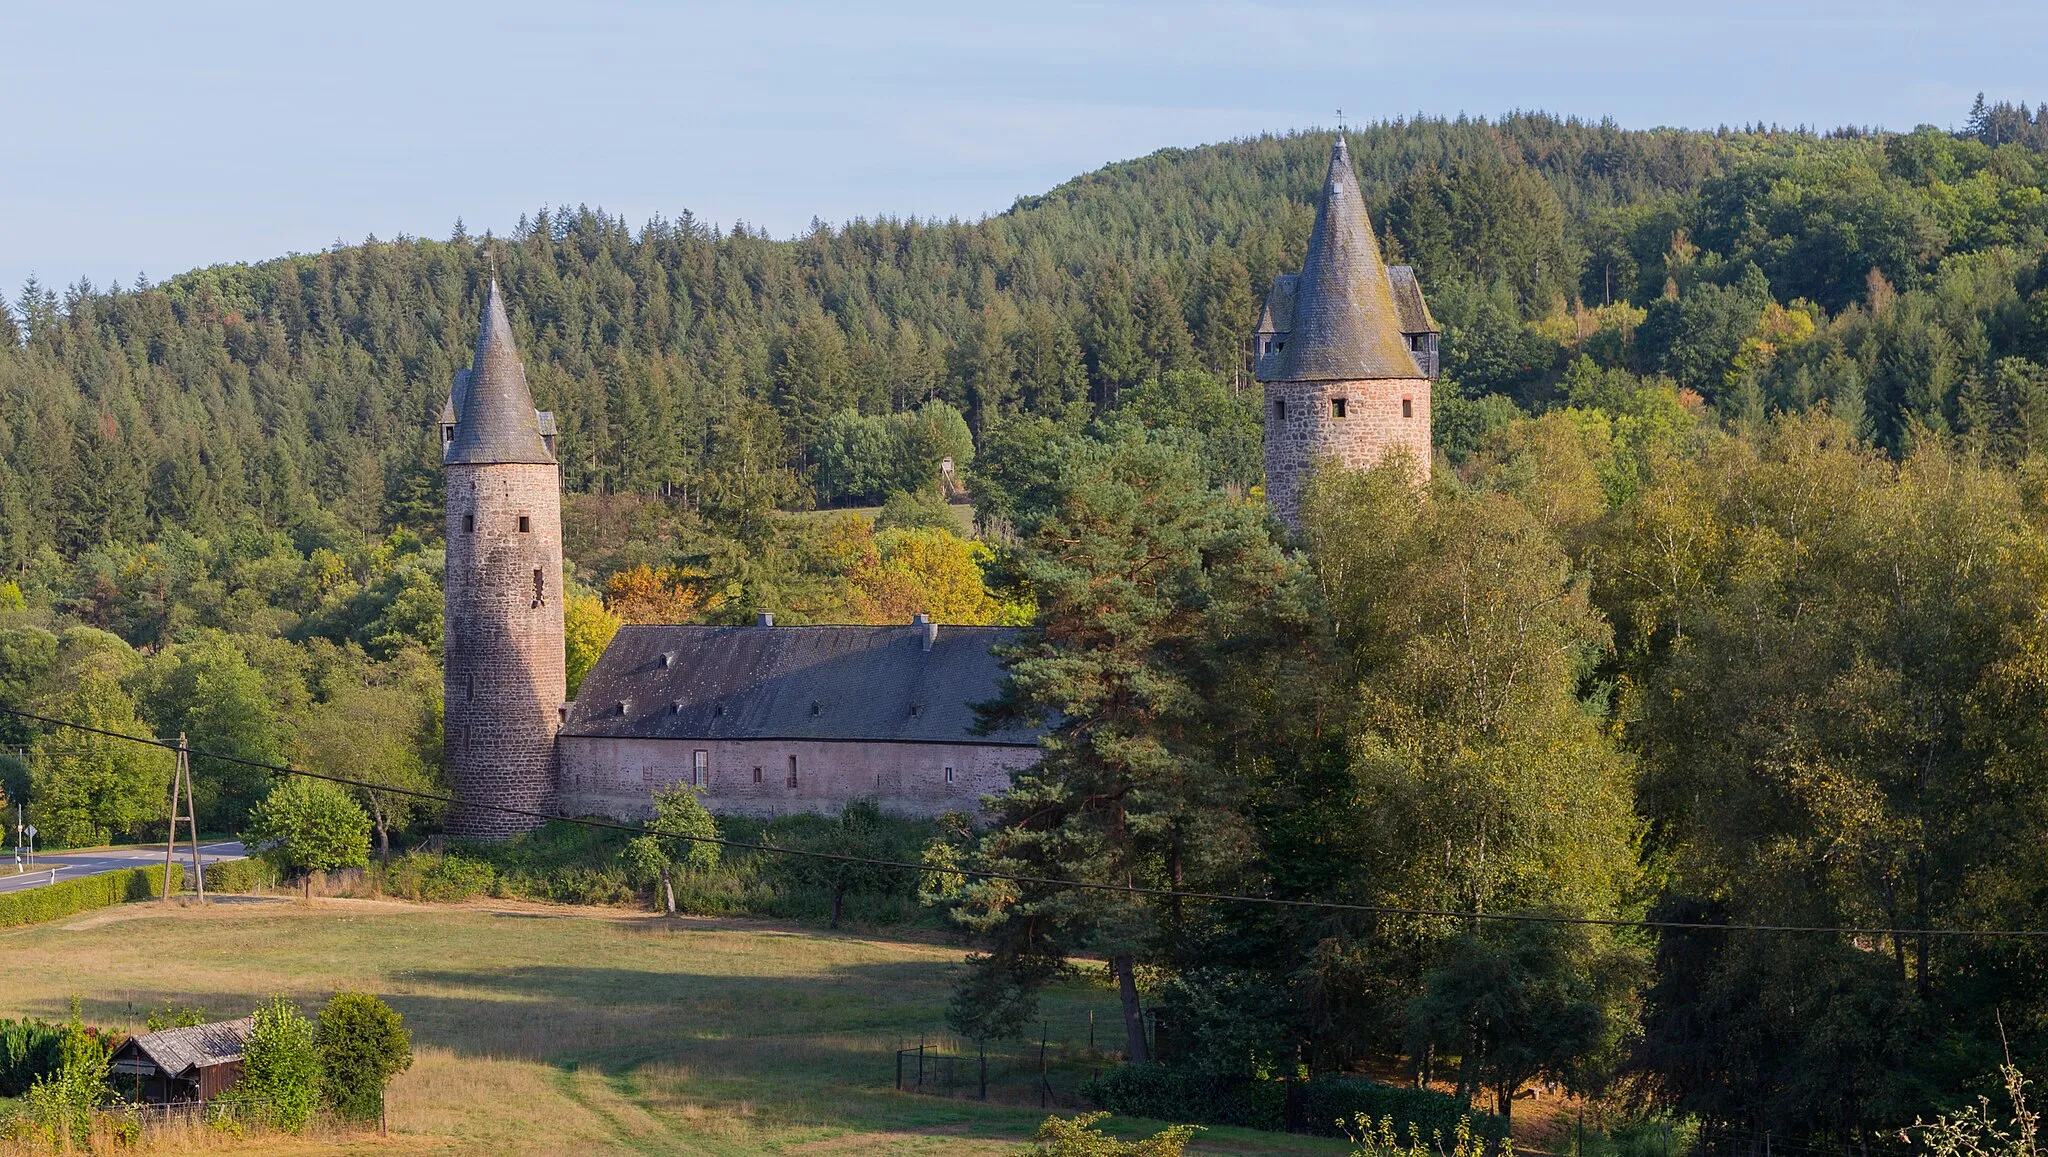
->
xmin=1263 ymin=377 xmax=1431 ymax=528
xmin=556 ymin=736 xmax=1037 ymax=820
xmin=444 ymin=462 xmax=567 ymax=839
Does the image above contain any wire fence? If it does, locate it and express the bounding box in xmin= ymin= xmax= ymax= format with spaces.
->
xmin=891 ymin=1011 xmax=1144 ymax=1109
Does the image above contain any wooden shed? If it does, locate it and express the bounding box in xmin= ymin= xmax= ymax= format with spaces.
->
xmin=108 ymin=1017 xmax=254 ymax=1103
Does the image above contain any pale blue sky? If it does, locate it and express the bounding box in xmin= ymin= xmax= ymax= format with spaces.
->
xmin=4 ymin=0 xmax=2044 ymax=303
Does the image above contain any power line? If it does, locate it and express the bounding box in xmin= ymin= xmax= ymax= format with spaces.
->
xmin=5 ymin=703 xmax=2047 ymax=941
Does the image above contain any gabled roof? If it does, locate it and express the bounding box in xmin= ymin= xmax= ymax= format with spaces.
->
xmin=1387 ymin=266 xmax=1438 ymax=335
xmin=444 ymin=280 xmax=555 ymax=465
xmin=564 ymin=623 xmax=1042 ymax=747
xmin=112 ymin=1018 xmax=253 ymax=1077
xmin=1255 ymin=136 xmax=1423 ymax=383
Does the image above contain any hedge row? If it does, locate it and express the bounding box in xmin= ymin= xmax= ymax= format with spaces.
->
xmin=0 ymin=864 xmax=176 ymax=928
xmin=1081 ymin=1064 xmax=1507 ymax=1141
xmin=198 ymin=857 xmax=277 ymax=893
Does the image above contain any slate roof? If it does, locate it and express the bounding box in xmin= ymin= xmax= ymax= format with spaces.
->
xmin=1387 ymin=266 xmax=1438 ymax=335
xmin=563 ymin=623 xmax=1042 ymax=746
xmin=444 ymin=280 xmax=556 ymax=465
xmin=1255 ymin=136 xmax=1424 ymax=383
xmin=114 ymin=1018 xmax=253 ymax=1077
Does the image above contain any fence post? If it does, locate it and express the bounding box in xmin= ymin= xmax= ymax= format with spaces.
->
xmin=980 ymin=1041 xmax=988 ymax=1101
xmin=895 ymin=1048 xmax=903 ymax=1092
xmin=1088 ymin=1008 xmax=1095 ymax=1054
xmin=916 ymin=1041 xmax=925 ymax=1091
xmin=1039 ymin=1023 xmax=1049 ymax=1109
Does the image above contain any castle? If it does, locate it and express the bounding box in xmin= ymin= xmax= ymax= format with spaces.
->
xmin=441 ymin=134 xmax=1430 ymax=837
xmin=1256 ymin=135 xmax=1439 ymax=528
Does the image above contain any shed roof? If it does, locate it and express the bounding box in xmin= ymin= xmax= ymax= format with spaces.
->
xmin=113 ymin=1018 xmax=253 ymax=1078
xmin=1387 ymin=266 xmax=1438 ymax=335
xmin=444 ymin=280 xmax=555 ymax=465
xmin=1255 ymin=136 xmax=1423 ymax=383
xmin=564 ymin=623 xmax=1042 ymax=746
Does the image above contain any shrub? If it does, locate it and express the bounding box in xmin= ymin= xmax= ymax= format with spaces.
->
xmin=380 ymin=851 xmax=496 ymax=902
xmin=230 ymin=995 xmax=321 ymax=1132
xmin=314 ymin=992 xmax=412 ymax=1121
xmin=199 ymin=856 xmax=278 ymax=893
xmin=875 ymin=487 xmax=959 ymax=532
xmin=0 ymin=1017 xmax=64 ymax=1097
xmin=1080 ymin=1065 xmax=1506 ymax=1141
xmin=245 ymin=778 xmax=371 ymax=874
xmin=18 ymin=1001 xmax=111 ymax=1149
xmin=1029 ymin=1111 xmax=1201 ymax=1156
xmin=0 ymin=864 xmax=172 ymax=928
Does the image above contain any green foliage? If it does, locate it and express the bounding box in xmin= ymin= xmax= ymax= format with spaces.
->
xmin=1345 ymin=1112 xmax=1512 ymax=1157
xmin=144 ymin=1001 xmax=208 ymax=1032
xmin=16 ymin=1002 xmax=112 ymax=1149
xmin=1080 ymin=1065 xmax=1504 ymax=1142
xmin=0 ymin=1018 xmax=63 ymax=1097
xmin=0 ymin=864 xmax=172 ymax=928
xmin=230 ymin=995 xmax=321 ymax=1133
xmin=245 ymin=778 xmax=371 ymax=874
xmin=770 ymin=798 xmax=912 ymax=928
xmin=624 ymin=782 xmax=721 ymax=893
xmin=198 ymin=856 xmax=279 ymax=893
xmin=1028 ymin=1111 xmax=1202 ymax=1157
xmin=380 ymin=850 xmax=500 ymax=903
xmin=873 ymin=487 xmax=958 ymax=533
xmin=313 ymin=991 xmax=412 ymax=1121
xmin=25 ymin=628 xmax=168 ymax=847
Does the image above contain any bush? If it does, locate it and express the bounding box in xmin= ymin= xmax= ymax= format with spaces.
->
xmin=1030 ymin=1111 xmax=1201 ymax=1156
xmin=1080 ymin=1065 xmax=1505 ymax=1141
xmin=230 ymin=995 xmax=321 ymax=1133
xmin=199 ymin=856 xmax=278 ymax=893
xmin=0 ymin=864 xmax=172 ymax=928
xmin=245 ymin=778 xmax=371 ymax=874
xmin=0 ymin=1018 xmax=63 ymax=1097
xmin=380 ymin=851 xmax=496 ymax=902
xmin=17 ymin=1004 xmax=112 ymax=1150
xmin=314 ymin=992 xmax=411 ymax=1120
xmin=875 ymin=487 xmax=959 ymax=532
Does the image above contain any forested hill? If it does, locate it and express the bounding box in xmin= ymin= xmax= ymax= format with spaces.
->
xmin=5 ymin=102 xmax=2048 ymax=566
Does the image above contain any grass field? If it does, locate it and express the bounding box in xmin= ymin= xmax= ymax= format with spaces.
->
xmin=0 ymin=897 xmax=1345 ymax=1155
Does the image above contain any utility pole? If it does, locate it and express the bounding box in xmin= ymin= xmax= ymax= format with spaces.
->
xmin=163 ymin=733 xmax=202 ymax=903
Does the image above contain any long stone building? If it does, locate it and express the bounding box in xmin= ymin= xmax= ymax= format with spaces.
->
xmin=440 ymin=134 xmax=1430 ymax=835
xmin=437 ymin=283 xmax=1039 ymax=836
xmin=1256 ymin=135 xmax=1439 ymax=528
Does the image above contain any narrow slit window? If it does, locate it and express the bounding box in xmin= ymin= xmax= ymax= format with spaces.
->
xmin=533 ymin=568 xmax=546 ymax=606
xmin=462 ymin=513 xmax=475 ymax=533
xmin=692 ymin=749 xmax=708 ymax=787
xmin=1274 ymin=398 xmax=1287 ymax=421
xmin=1331 ymin=397 xmax=1347 ymax=419
xmin=465 ymin=673 xmax=475 ymax=702
xmin=944 ymin=766 xmax=955 ymax=785
xmin=1401 ymin=397 xmax=1414 ymax=418
xmin=752 ymin=766 xmax=763 ymax=784
xmin=518 ymin=515 xmax=531 ymax=533
xmin=787 ymin=755 xmax=798 ymax=788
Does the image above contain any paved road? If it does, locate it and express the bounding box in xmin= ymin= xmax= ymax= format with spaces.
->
xmin=0 ymin=842 xmax=246 ymax=895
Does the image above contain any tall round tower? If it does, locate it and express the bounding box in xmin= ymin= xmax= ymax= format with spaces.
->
xmin=1254 ymin=135 xmax=1440 ymax=529
xmin=440 ymin=280 xmax=565 ymax=839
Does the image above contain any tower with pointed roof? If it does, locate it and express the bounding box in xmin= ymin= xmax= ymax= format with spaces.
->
xmin=1255 ymin=135 xmax=1440 ymax=528
xmin=440 ymin=280 xmax=565 ymax=839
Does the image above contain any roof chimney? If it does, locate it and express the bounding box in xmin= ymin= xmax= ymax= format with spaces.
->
xmin=914 ymin=612 xmax=938 ymax=652
xmin=757 ymin=612 xmax=774 ymax=627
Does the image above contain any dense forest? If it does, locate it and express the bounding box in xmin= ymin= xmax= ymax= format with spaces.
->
xmin=8 ymin=96 xmax=2048 ymax=1142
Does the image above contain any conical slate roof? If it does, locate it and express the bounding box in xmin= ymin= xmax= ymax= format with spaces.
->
xmin=1258 ymin=137 xmax=1422 ymax=382
xmin=445 ymin=280 xmax=554 ymax=465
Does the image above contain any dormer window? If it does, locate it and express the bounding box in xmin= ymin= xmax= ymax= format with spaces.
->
xmin=658 ymin=652 xmax=674 ymax=669
xmin=614 ymin=700 xmax=629 ymax=716
xmin=441 ymin=424 xmax=456 ymax=446
xmin=909 ymin=702 xmax=925 ymax=718
xmin=810 ymin=700 xmax=824 ymax=716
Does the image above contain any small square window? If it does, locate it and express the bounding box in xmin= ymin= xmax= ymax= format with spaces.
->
xmin=1402 ymin=398 xmax=1414 ymax=418
xmin=1331 ymin=397 xmax=1347 ymax=419
xmin=518 ymin=515 xmax=531 ymax=533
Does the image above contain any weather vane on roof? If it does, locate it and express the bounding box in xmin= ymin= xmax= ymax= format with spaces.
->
xmin=1337 ymin=108 xmax=1345 ymax=132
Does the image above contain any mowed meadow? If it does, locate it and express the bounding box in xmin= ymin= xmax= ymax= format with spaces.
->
xmin=0 ymin=897 xmax=1339 ymax=1155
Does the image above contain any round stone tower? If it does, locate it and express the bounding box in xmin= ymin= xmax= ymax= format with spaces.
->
xmin=440 ymin=280 xmax=565 ymax=839
xmin=1254 ymin=135 xmax=1440 ymax=529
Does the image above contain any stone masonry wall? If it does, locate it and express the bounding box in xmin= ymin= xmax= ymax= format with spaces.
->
xmin=556 ymin=736 xmax=1038 ymax=821
xmin=1263 ymin=377 xmax=1431 ymax=528
xmin=444 ymin=462 xmax=568 ymax=838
